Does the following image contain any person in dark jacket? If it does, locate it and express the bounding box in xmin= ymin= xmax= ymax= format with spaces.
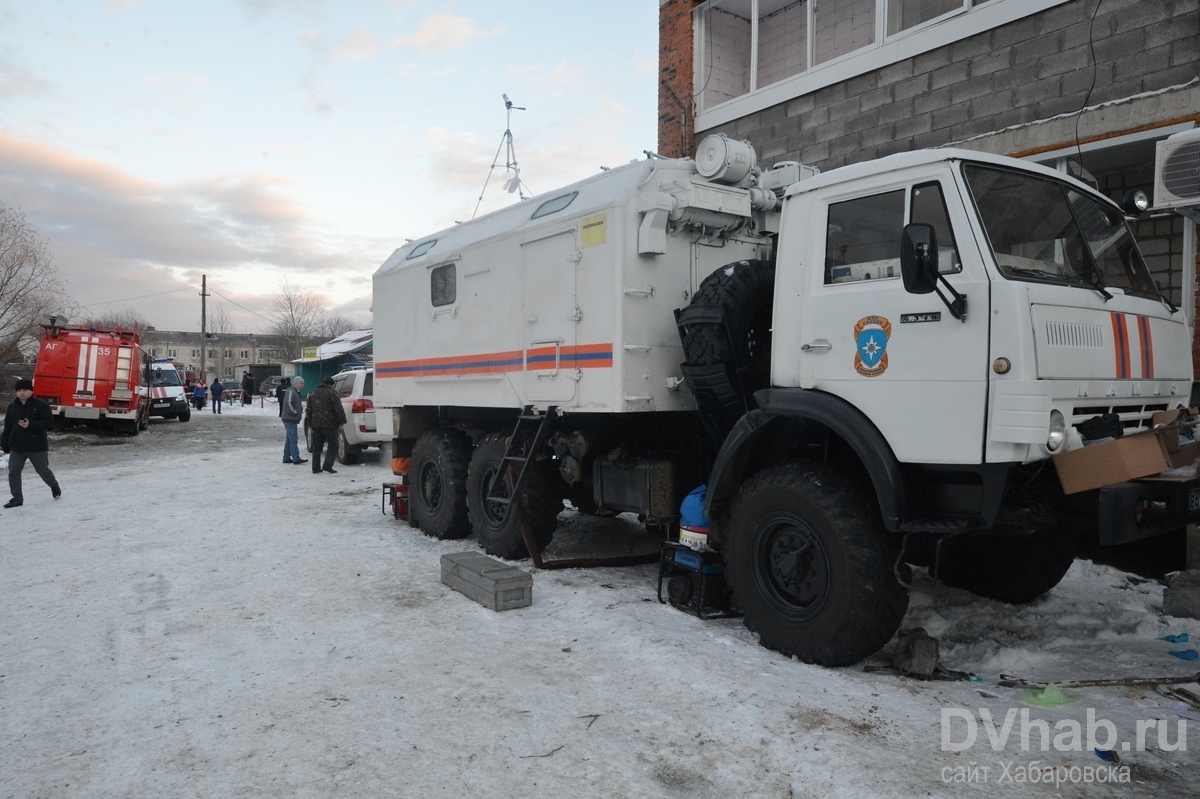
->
xmin=276 ymin=377 xmax=291 ymax=417
xmin=305 ymin=376 xmax=346 ymax=474
xmin=280 ymin=377 xmax=307 ymax=465
xmin=2 ymin=378 xmax=61 ymax=508
xmin=211 ymin=378 xmax=224 ymax=414
xmin=241 ymin=371 xmax=254 ymax=405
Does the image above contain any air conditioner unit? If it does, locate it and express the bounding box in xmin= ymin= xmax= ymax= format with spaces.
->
xmin=1153 ymin=127 xmax=1200 ymax=209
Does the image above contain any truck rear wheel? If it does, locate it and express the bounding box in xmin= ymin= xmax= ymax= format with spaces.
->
xmin=467 ymin=431 xmax=560 ymax=560
xmin=935 ymin=521 xmax=1079 ymax=604
xmin=411 ymin=427 xmax=473 ymax=540
xmin=723 ymin=461 xmax=908 ymax=666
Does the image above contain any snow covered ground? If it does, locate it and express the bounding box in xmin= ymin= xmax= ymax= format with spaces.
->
xmin=2 ymin=402 xmax=1199 ymax=798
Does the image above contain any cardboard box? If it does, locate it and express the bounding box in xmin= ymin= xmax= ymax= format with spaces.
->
xmin=1052 ymin=429 xmax=1175 ymax=494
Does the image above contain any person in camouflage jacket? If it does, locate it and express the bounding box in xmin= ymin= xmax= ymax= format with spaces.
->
xmin=305 ymin=376 xmax=347 ymax=474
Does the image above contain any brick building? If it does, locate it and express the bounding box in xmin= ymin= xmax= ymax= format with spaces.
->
xmin=138 ymin=330 xmax=292 ymax=382
xmin=660 ymin=0 xmax=1200 ymax=361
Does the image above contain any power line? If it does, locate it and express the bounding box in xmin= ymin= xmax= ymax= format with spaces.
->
xmin=80 ymin=285 xmax=195 ymax=308
xmin=207 ymin=287 xmax=272 ymax=322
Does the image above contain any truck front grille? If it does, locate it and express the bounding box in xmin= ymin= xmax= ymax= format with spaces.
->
xmin=1071 ymin=403 xmax=1169 ymax=432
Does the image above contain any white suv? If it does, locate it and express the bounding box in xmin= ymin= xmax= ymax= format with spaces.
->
xmin=305 ymin=367 xmax=389 ymax=464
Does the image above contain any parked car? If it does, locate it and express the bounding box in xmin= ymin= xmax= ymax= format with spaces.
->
xmin=261 ymin=375 xmax=287 ymax=397
xmin=303 ymin=367 xmax=388 ymax=464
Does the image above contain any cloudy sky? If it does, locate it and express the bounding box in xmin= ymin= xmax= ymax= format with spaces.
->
xmin=0 ymin=0 xmax=658 ymax=334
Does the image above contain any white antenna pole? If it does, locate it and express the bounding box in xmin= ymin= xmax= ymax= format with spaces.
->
xmin=472 ymin=94 xmax=531 ymax=219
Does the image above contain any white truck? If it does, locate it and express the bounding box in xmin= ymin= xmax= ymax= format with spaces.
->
xmin=372 ymin=136 xmax=1196 ymax=665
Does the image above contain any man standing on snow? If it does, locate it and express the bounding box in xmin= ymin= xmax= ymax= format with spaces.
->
xmin=2 ymin=378 xmax=61 ymax=508
xmin=241 ymin=371 xmax=254 ymax=406
xmin=280 ymin=376 xmax=307 ymax=466
xmin=211 ymin=378 xmax=224 ymax=414
xmin=305 ymin=376 xmax=346 ymax=474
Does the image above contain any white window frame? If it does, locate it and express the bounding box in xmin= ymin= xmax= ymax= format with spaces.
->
xmin=694 ymin=0 xmax=1071 ymax=132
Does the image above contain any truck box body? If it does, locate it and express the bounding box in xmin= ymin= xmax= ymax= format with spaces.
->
xmin=32 ymin=323 xmax=150 ymax=431
xmin=373 ymin=158 xmax=769 ymax=417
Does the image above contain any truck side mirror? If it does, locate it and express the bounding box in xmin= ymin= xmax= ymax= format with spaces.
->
xmin=901 ymin=223 xmax=938 ymax=295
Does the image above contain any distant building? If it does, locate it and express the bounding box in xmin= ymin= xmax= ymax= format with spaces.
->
xmin=138 ymin=330 xmax=299 ymax=382
xmin=291 ymin=328 xmax=373 ymax=387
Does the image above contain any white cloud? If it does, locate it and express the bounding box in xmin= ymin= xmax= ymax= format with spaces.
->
xmin=300 ymin=28 xmax=380 ymax=63
xmin=299 ymin=70 xmax=332 ymax=115
xmin=0 ymin=131 xmax=383 ymax=331
xmin=392 ymin=14 xmax=504 ymax=53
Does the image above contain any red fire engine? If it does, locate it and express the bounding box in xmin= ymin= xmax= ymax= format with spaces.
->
xmin=32 ymin=322 xmax=152 ymax=434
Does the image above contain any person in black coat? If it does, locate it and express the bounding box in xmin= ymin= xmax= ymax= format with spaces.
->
xmin=2 ymin=378 xmax=60 ymax=508
xmin=241 ymin=371 xmax=254 ymax=405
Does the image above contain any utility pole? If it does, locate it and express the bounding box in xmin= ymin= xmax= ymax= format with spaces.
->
xmin=200 ymin=274 xmax=208 ymax=381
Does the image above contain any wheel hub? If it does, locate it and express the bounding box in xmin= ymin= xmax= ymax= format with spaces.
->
xmin=419 ymin=462 xmax=442 ymax=511
xmin=764 ymin=522 xmax=828 ymax=610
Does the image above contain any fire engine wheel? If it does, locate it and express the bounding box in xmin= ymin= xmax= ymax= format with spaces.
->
xmin=336 ymin=430 xmax=361 ymax=465
xmin=467 ymin=431 xmax=560 ymax=560
xmin=934 ymin=520 xmax=1079 ymax=604
xmin=723 ymin=461 xmax=908 ymax=667
xmin=410 ymin=427 xmax=473 ymax=540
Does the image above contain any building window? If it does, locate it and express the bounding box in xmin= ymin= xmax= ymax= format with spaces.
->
xmin=168 ymin=349 xmax=177 ymax=357
xmin=696 ymin=0 xmax=1044 ymax=114
xmin=240 ymin=350 xmax=249 ymax=359
xmin=208 ymin=349 xmax=216 ymax=358
xmin=224 ymin=349 xmax=232 ymax=358
xmin=150 ymin=348 xmax=158 ymax=357
xmin=191 ymin=349 xmax=199 ymax=357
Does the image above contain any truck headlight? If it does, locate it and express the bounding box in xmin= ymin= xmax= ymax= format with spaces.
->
xmin=1047 ymin=410 xmax=1066 ymax=452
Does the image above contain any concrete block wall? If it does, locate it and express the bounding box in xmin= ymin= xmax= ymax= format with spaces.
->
xmin=661 ymin=0 xmax=1200 ymax=169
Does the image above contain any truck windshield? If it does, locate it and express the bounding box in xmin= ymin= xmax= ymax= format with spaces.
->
xmin=963 ymin=164 xmax=1160 ymax=300
xmin=152 ymin=368 xmax=181 ymax=387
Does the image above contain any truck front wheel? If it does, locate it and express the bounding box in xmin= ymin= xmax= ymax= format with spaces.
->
xmin=934 ymin=521 xmax=1078 ymax=604
xmin=723 ymin=462 xmax=908 ymax=666
xmin=467 ymin=431 xmax=560 ymax=560
xmin=411 ymin=427 xmax=472 ymax=539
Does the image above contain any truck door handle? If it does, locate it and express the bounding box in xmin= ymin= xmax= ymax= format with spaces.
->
xmin=801 ymin=340 xmax=831 ymax=352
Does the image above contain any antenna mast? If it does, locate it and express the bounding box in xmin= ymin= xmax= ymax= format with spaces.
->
xmin=472 ymin=94 xmax=531 ymax=219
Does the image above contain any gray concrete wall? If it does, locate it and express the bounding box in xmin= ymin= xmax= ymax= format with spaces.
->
xmin=707 ymin=0 xmax=1200 ymax=168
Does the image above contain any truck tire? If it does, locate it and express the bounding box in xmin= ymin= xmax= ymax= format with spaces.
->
xmin=680 ymin=260 xmax=776 ymax=442
xmin=411 ymin=427 xmax=473 ymax=540
xmin=467 ymin=431 xmax=560 ymax=560
xmin=337 ymin=430 xmax=361 ymax=465
xmin=935 ymin=521 xmax=1079 ymax=604
xmin=723 ymin=461 xmax=908 ymax=666
xmin=682 ymin=259 xmax=775 ymax=373
xmin=179 ymin=409 xmax=191 ymax=422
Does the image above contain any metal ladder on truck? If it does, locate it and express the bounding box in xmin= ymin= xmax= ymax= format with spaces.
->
xmin=487 ymin=405 xmax=657 ymax=570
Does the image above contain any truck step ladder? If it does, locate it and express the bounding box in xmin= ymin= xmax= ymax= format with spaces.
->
xmin=486 ymin=405 xmax=558 ymax=507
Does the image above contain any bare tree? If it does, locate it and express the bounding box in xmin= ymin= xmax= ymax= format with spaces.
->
xmin=319 ymin=313 xmax=365 ymax=341
xmin=0 ymin=204 xmax=72 ymax=363
xmin=266 ymin=279 xmax=327 ymax=360
xmin=83 ymin=307 xmax=152 ymax=332
xmin=205 ymin=301 xmax=236 ymax=379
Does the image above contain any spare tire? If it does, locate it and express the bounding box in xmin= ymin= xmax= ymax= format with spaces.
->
xmin=679 ymin=260 xmax=776 ymax=442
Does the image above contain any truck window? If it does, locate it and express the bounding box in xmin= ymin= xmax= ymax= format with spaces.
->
xmin=910 ymin=182 xmax=961 ymax=274
xmin=824 ymin=189 xmax=905 ymax=284
xmin=431 ymin=264 xmax=456 ymax=307
xmin=964 ymin=164 xmax=1159 ymax=298
xmin=151 ymin=368 xmax=181 ymax=387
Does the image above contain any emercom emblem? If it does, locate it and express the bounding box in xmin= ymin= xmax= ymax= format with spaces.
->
xmin=854 ymin=315 xmax=892 ymax=377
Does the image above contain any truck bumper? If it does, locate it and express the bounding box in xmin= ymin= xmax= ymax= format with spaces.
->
xmin=1096 ymin=478 xmax=1200 ymax=546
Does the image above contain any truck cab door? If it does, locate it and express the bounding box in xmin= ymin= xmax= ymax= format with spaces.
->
xmin=521 ymin=230 xmax=580 ymax=404
xmin=780 ymin=172 xmax=991 ymax=464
